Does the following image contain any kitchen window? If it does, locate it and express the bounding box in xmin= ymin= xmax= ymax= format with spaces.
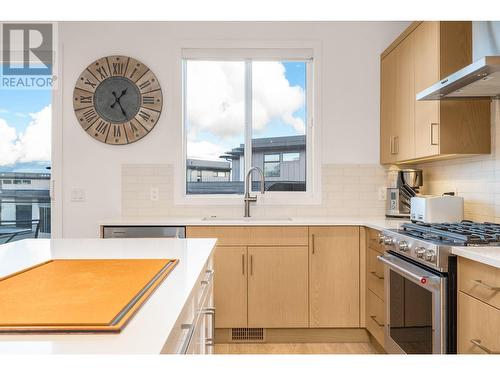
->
xmin=183 ymin=50 xmax=313 ymax=196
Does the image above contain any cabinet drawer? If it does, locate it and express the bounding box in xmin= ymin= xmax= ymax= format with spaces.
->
xmin=459 ymin=257 xmax=500 ymax=311
xmin=367 ymin=248 xmax=385 ymax=300
xmin=187 ymin=226 xmax=308 ymax=246
xmin=366 ymin=289 xmax=385 ymax=346
xmin=458 ymin=291 xmax=500 ymax=354
xmin=366 ymin=228 xmax=384 ymax=253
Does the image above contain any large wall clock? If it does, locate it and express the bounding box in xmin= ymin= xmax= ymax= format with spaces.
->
xmin=73 ymin=55 xmax=162 ymax=145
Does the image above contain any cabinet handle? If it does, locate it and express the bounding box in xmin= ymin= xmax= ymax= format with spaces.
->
xmin=250 ymin=255 xmax=253 ymax=276
xmin=370 ymin=315 xmax=384 ymax=327
xmin=203 ymin=307 xmax=216 ymax=348
xmin=242 ymin=254 xmax=245 ymax=275
xmin=370 ymin=271 xmax=384 ymax=280
xmin=472 ymin=279 xmax=500 ymax=291
xmin=394 ymin=136 xmax=399 ymax=154
xmin=311 ymin=234 xmax=315 ymax=255
xmin=430 ymin=123 xmax=439 ymax=145
xmin=390 ymin=136 xmax=395 ymax=155
xmin=470 ymin=339 xmax=499 ymax=354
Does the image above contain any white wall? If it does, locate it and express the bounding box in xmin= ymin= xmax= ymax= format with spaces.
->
xmin=56 ymin=21 xmax=409 ymax=237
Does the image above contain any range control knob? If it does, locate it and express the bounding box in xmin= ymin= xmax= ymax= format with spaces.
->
xmin=424 ymin=249 xmax=436 ymax=262
xmin=398 ymin=240 xmax=409 ymax=252
xmin=378 ymin=233 xmax=385 ymax=244
xmin=384 ymin=236 xmax=394 ymax=246
xmin=415 ymin=247 xmax=426 ymax=258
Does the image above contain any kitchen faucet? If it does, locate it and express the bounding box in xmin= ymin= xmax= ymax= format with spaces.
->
xmin=244 ymin=167 xmax=265 ymax=217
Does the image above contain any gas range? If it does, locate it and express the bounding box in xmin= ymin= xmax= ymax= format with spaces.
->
xmin=381 ymin=221 xmax=500 ymax=273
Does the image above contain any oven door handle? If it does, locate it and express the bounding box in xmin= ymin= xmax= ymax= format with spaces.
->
xmin=378 ymin=254 xmax=441 ymax=286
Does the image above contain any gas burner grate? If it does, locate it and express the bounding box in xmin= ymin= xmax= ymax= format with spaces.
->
xmin=402 ymin=220 xmax=500 ymax=246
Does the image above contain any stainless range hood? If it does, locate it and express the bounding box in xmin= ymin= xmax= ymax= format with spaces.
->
xmin=416 ymin=56 xmax=500 ymax=100
xmin=417 ymin=21 xmax=500 ymax=101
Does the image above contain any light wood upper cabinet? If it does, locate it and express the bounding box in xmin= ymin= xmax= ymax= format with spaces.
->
xmin=380 ymin=49 xmax=397 ymax=164
xmin=247 ymin=246 xmax=309 ymax=328
xmin=414 ymin=21 xmax=440 ymax=158
xmin=309 ymin=227 xmax=360 ymax=328
xmin=213 ymin=246 xmax=247 ymax=328
xmin=380 ymin=21 xmax=491 ymax=165
xmin=395 ymin=33 xmax=415 ymax=162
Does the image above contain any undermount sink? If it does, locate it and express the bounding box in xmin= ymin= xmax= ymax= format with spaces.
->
xmin=202 ymin=216 xmax=293 ymax=222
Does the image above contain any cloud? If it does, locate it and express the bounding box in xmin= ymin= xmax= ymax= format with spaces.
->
xmin=15 ymin=112 xmax=28 ymax=118
xmin=0 ymin=108 xmax=8 ymax=114
xmin=252 ymin=62 xmax=305 ymax=135
xmin=187 ymin=140 xmax=227 ymax=161
xmin=186 ymin=61 xmax=305 ymax=146
xmin=0 ymin=105 xmax=51 ymax=167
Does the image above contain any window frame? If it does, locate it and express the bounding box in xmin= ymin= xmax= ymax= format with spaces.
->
xmin=174 ymin=42 xmax=322 ymax=206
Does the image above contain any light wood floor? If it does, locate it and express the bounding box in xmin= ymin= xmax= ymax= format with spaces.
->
xmin=215 ymin=342 xmax=379 ymax=354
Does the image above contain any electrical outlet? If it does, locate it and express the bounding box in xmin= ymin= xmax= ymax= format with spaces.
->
xmin=71 ymin=188 xmax=86 ymax=202
xmin=150 ymin=187 xmax=159 ymax=201
xmin=378 ymin=186 xmax=387 ymax=201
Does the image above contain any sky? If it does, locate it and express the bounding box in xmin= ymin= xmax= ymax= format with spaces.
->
xmin=0 ymin=89 xmax=52 ymax=172
xmin=186 ymin=60 xmax=307 ymax=161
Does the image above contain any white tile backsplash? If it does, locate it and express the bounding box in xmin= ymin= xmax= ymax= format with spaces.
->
xmin=121 ymin=163 xmax=388 ymax=218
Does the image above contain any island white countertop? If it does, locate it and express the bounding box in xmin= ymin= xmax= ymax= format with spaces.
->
xmin=452 ymin=246 xmax=500 ymax=269
xmin=100 ymin=216 xmax=409 ymax=232
xmin=0 ymin=238 xmax=216 ymax=354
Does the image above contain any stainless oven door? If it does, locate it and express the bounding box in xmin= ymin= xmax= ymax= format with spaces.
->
xmin=378 ymin=253 xmax=446 ymax=354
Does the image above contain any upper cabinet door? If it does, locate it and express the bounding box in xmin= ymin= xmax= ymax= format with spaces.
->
xmin=395 ymin=34 xmax=415 ymax=162
xmin=380 ymin=50 xmax=397 ymax=164
xmin=414 ymin=21 xmax=440 ymax=158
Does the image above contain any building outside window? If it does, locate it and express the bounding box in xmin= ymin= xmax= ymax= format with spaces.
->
xmin=183 ymin=51 xmax=311 ymax=195
xmin=0 ymin=88 xmax=52 ymax=243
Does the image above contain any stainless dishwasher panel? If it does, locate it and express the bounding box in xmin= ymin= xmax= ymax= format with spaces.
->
xmin=102 ymin=226 xmax=186 ymax=238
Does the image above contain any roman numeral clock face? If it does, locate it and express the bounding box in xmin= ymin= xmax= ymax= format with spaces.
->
xmin=73 ymin=56 xmax=163 ymax=145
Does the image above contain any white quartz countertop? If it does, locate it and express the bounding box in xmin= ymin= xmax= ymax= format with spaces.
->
xmin=452 ymin=246 xmax=500 ymax=269
xmin=0 ymin=238 xmax=216 ymax=354
xmin=100 ymin=216 xmax=409 ymax=231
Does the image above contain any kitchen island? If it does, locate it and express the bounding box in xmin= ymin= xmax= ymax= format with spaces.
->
xmin=0 ymin=238 xmax=216 ymax=354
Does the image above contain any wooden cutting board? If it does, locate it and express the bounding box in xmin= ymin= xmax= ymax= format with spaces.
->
xmin=0 ymin=258 xmax=178 ymax=333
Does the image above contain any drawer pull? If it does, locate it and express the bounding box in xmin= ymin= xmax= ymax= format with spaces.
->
xmin=471 ymin=339 xmax=499 ymax=354
xmin=472 ymin=279 xmax=500 ymax=291
xmin=370 ymin=271 xmax=384 ymax=280
xmin=370 ymin=315 xmax=384 ymax=327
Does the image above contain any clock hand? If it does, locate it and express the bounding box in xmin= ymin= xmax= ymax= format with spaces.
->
xmin=116 ymin=101 xmax=127 ymax=118
xmin=117 ymin=88 xmax=127 ymax=99
xmin=111 ymin=89 xmax=128 ymax=108
xmin=110 ymin=91 xmax=119 ymax=108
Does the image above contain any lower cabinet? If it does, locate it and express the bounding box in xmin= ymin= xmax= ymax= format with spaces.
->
xmin=458 ymin=291 xmax=500 ymax=354
xmin=213 ymin=246 xmax=247 ymax=328
xmin=365 ymin=228 xmax=386 ymax=347
xmin=188 ymin=225 xmax=362 ymax=331
xmin=366 ymin=289 xmax=385 ymax=346
xmin=309 ymin=227 xmax=360 ymax=327
xmin=248 ymin=246 xmax=309 ymax=328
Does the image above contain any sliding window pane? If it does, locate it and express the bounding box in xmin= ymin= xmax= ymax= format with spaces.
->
xmin=251 ymin=61 xmax=307 ymax=192
xmin=185 ymin=61 xmax=245 ymax=194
